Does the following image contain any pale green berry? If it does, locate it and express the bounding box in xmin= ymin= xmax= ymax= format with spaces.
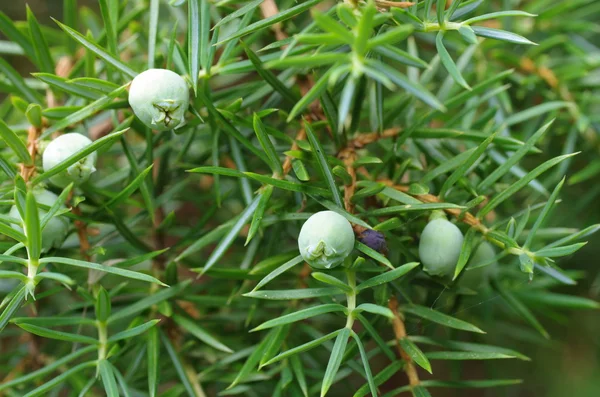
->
xmin=459 ymin=241 xmax=498 ymax=289
xmin=298 ymin=211 xmax=355 ymax=269
xmin=42 ymin=133 xmax=97 ymax=187
xmin=419 ymin=217 xmax=464 ymax=277
xmin=9 ymin=188 xmax=69 ymax=252
xmin=129 ymin=68 xmax=189 ymax=131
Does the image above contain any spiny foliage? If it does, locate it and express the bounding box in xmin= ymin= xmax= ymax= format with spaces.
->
xmin=0 ymin=0 xmax=599 ymax=396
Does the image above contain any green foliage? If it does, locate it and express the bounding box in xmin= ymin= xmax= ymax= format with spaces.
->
xmin=0 ymin=0 xmax=599 ymax=396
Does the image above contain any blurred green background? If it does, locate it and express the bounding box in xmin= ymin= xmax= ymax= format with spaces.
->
xmin=1 ymin=1 xmax=599 ymax=396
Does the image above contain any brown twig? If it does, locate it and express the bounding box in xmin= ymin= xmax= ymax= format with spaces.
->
xmin=259 ymin=0 xmax=325 ymax=178
xmin=517 ymin=56 xmax=593 ymax=151
xmin=344 ymin=133 xmax=422 ymax=386
xmin=339 ymin=147 xmax=358 ymax=214
xmin=260 ymin=0 xmax=287 ymax=42
xmin=90 ymin=112 xmax=126 ymax=140
xmin=375 ymin=1 xmax=415 ymax=9
xmin=343 ymin=126 xmax=489 ymax=231
xmin=379 ymin=180 xmax=488 ymax=232
xmin=10 ymin=57 xmax=80 ymax=382
xmin=48 ymin=56 xmax=75 ymax=138
xmin=258 ymin=2 xmax=323 ymax=283
xmin=260 ymin=0 xmax=299 ymax=179
xmin=519 ymin=57 xmax=561 ymax=93
xmin=346 ymin=125 xmax=490 ymax=390
xmin=349 ymin=127 xmax=402 ymax=148
xmin=63 ymin=186 xmax=92 ymax=262
xmin=282 ymin=71 xmax=325 ymax=175
xmin=389 ymin=296 xmax=420 ymax=387
xmin=54 ymin=55 xmax=93 ymax=261
xmin=72 ymin=204 xmax=92 ymax=261
xmin=15 ymin=110 xmax=44 ymax=375
xmin=19 ymin=126 xmax=39 ymax=182
xmin=259 ymin=0 xmax=354 ymax=286
xmin=282 ymin=128 xmax=307 ymax=177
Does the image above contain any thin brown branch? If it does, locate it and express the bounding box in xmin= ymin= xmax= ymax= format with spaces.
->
xmin=258 ymin=0 xmax=323 ymax=179
xmin=346 ymin=126 xmax=491 ymax=231
xmin=389 ymin=296 xmax=420 ymax=387
xmin=282 ymin=127 xmax=307 ymax=177
xmin=74 ymin=215 xmax=91 ymax=260
xmin=90 ymin=112 xmax=125 ymax=140
xmin=8 ymin=57 xmax=80 ymax=385
xmin=349 ymin=127 xmax=402 ymax=149
xmin=519 ymin=57 xmax=561 ymax=92
xmin=346 ymin=125 xmax=493 ymax=231
xmin=258 ymin=1 xmax=330 ymax=285
xmin=517 ymin=58 xmax=591 ymax=149
xmin=46 ymin=56 xmax=74 ymax=110
xmin=69 ymin=192 xmax=92 ymax=261
xmin=260 ymin=0 xmax=287 ymax=42
xmin=379 ymin=180 xmax=489 ymax=232
xmin=19 ymin=126 xmax=39 ymax=182
xmin=339 ymin=147 xmax=358 ymax=214
xmin=375 ymin=1 xmax=415 ymax=9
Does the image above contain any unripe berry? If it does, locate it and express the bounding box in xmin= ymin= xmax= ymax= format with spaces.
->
xmin=128 ymin=69 xmax=189 ymax=131
xmin=42 ymin=133 xmax=97 ymax=187
xmin=459 ymin=241 xmax=498 ymax=289
xmin=298 ymin=211 xmax=355 ymax=269
xmin=9 ymin=188 xmax=69 ymax=252
xmin=419 ymin=217 xmax=464 ymax=277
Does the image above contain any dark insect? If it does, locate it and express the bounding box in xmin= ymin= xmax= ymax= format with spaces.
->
xmin=358 ymin=229 xmax=388 ymax=254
